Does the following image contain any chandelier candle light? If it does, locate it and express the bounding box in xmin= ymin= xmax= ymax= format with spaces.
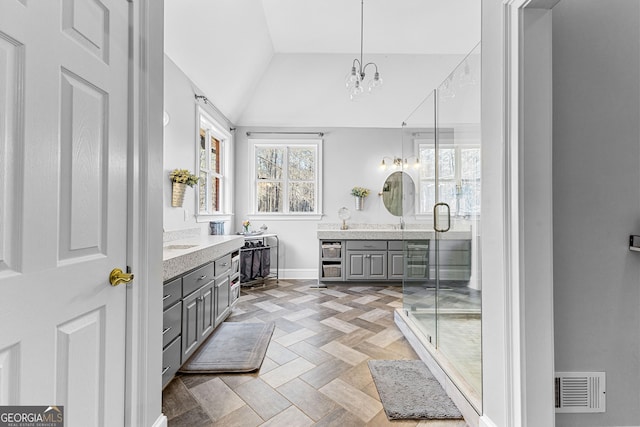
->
xmin=345 ymin=0 xmax=383 ymax=100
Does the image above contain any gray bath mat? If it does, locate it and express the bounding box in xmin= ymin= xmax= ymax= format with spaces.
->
xmin=368 ymin=360 xmax=463 ymax=420
xmin=179 ymin=322 xmax=274 ymax=373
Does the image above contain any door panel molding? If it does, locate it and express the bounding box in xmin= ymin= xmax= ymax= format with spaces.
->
xmin=0 ymin=32 xmax=25 ymax=274
xmin=61 ymin=0 xmax=110 ymax=63
xmin=59 ymin=68 xmax=108 ymax=262
xmin=0 ymin=343 xmax=20 ymax=405
xmin=55 ymin=308 xmax=105 ymax=426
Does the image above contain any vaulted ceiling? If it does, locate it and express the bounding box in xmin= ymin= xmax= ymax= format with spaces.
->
xmin=164 ymin=0 xmax=480 ymax=128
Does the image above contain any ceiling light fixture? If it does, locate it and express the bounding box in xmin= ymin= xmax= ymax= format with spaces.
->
xmin=345 ymin=0 xmax=383 ymax=100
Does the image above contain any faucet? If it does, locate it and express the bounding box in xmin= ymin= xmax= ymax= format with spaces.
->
xmin=399 ymin=218 xmax=405 ymax=230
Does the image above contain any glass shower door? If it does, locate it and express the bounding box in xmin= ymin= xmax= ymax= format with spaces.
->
xmin=401 ymin=43 xmax=482 ymax=412
xmin=434 ymin=43 xmax=482 ymax=406
xmin=401 ymin=90 xmax=437 ymax=346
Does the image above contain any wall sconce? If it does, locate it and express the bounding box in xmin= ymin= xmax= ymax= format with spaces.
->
xmin=380 ymin=157 xmax=402 ymax=170
xmin=380 ymin=156 xmax=420 ymax=170
xmin=404 ymin=156 xmax=420 ymax=169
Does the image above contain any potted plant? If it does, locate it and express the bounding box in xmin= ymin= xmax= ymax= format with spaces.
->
xmin=169 ymin=169 xmax=199 ymax=207
xmin=351 ymin=186 xmax=370 ymax=210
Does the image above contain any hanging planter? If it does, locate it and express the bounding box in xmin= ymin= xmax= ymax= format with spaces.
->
xmin=169 ymin=169 xmax=199 ymax=208
xmin=171 ymin=182 xmax=187 ymax=207
xmin=351 ymin=186 xmax=370 ymax=211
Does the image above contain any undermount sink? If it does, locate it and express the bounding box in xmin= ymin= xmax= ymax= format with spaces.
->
xmin=164 ymin=244 xmax=199 ymax=250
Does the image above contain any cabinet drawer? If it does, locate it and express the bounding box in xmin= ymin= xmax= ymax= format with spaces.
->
xmin=162 ymin=336 xmax=181 ymax=388
xmin=346 ymin=240 xmax=387 ymax=250
xmin=183 ymin=262 xmax=215 ymax=296
xmin=437 ymin=240 xmax=471 ymax=251
xmin=388 ymin=240 xmax=403 ymax=251
xmin=163 ymin=301 xmax=181 ymax=348
xmin=162 ymin=278 xmax=182 ymax=310
xmin=215 ymin=254 xmax=232 ymax=277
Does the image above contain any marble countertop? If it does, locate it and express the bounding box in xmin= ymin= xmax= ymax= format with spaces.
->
xmin=316 ymin=224 xmax=472 ymax=240
xmin=317 ymin=229 xmax=471 ymax=240
xmin=163 ymin=235 xmax=244 ymax=281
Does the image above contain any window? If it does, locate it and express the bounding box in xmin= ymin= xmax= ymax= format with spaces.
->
xmin=417 ymin=141 xmax=480 ymax=217
xmin=249 ymin=139 xmax=322 ymax=218
xmin=197 ymin=108 xmax=231 ymax=218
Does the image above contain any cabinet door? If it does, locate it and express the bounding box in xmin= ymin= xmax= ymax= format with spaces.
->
xmin=368 ymin=252 xmax=387 ymax=279
xmin=388 ymin=251 xmax=404 ymax=279
xmin=215 ymin=275 xmax=230 ymax=326
xmin=347 ymin=252 xmax=366 ymax=279
xmin=200 ymin=282 xmax=215 ymax=341
xmin=181 ymin=291 xmax=200 ymax=360
xmin=347 ymin=251 xmax=387 ymax=280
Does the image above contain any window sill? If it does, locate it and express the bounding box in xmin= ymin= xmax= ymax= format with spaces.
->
xmin=248 ymin=213 xmax=323 ymax=221
xmin=196 ymin=214 xmax=233 ymax=223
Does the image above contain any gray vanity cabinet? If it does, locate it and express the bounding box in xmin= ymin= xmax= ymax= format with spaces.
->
xmin=181 ymin=280 xmax=215 ymax=362
xmin=387 ymin=240 xmax=404 ymax=280
xmin=318 ymin=238 xmax=470 ymax=284
xmin=346 ymin=241 xmax=387 ymax=280
xmin=214 ymin=254 xmax=231 ymax=326
xmin=215 ymin=275 xmax=230 ymax=326
xmin=162 ymin=249 xmax=239 ymax=388
xmin=162 ymin=277 xmax=182 ymax=387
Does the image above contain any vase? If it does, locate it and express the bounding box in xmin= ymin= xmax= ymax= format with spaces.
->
xmin=354 ymin=196 xmax=364 ymax=211
xmin=171 ymin=182 xmax=186 ymax=207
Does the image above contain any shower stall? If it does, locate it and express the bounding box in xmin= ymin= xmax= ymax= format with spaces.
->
xmin=399 ymin=43 xmax=482 ymax=412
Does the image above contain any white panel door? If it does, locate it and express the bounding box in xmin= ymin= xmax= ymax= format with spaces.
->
xmin=0 ymin=1 xmax=130 ymax=425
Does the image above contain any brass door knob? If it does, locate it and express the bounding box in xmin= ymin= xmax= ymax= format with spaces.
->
xmin=109 ymin=268 xmax=134 ymax=286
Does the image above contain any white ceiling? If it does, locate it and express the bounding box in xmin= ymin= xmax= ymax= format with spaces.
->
xmin=164 ymin=0 xmax=480 ymax=128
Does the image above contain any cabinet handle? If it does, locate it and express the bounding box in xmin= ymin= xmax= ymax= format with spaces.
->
xmin=197 ymin=297 xmax=203 ymax=302
xmin=198 ymin=275 xmax=207 ymax=280
xmin=220 ymin=262 xmax=229 ymax=266
xmin=162 ymin=327 xmax=171 ymax=335
xmin=162 ymin=294 xmax=171 ymax=301
xmin=161 ymin=366 xmax=170 ymax=375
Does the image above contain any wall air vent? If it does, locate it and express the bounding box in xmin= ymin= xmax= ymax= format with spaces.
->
xmin=555 ymin=372 xmax=605 ymax=413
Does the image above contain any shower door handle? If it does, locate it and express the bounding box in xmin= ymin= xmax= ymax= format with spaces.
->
xmin=433 ymin=202 xmax=451 ymax=232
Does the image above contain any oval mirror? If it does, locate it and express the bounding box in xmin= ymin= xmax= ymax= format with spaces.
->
xmin=381 ymin=171 xmax=415 ymax=216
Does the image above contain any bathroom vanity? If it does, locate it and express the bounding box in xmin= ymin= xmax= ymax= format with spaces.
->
xmin=317 ymin=226 xmax=472 ymax=285
xmin=161 ymin=235 xmax=243 ymax=387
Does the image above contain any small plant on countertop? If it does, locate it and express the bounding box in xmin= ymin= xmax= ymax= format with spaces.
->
xmin=169 ymin=169 xmax=199 ymax=187
xmin=351 ymin=186 xmax=371 ymax=198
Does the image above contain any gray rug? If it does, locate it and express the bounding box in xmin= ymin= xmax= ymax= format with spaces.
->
xmin=179 ymin=322 xmax=274 ymax=373
xmin=368 ymin=360 xmax=463 ymax=420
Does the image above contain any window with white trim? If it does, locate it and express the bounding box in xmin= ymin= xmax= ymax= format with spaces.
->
xmin=417 ymin=141 xmax=480 ymax=217
xmin=249 ymin=139 xmax=322 ymax=217
xmin=197 ymin=108 xmax=231 ymax=218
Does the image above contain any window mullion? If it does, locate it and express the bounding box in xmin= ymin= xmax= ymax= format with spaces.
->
xmin=282 ymin=146 xmax=289 ymax=214
xmin=206 ymin=129 xmax=212 ymax=214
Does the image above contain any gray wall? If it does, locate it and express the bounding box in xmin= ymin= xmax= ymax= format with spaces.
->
xmin=553 ymin=1 xmax=640 ymax=425
xmin=164 ymin=55 xmax=234 ymax=235
xmin=233 ymin=127 xmax=409 ymax=277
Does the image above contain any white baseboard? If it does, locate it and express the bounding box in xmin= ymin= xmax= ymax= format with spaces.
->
xmin=279 ymin=268 xmax=317 ymax=280
xmin=152 ymin=414 xmax=167 ymax=427
xmin=479 ymin=415 xmax=498 ymax=427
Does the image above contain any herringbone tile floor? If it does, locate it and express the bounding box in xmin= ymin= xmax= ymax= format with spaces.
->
xmin=162 ymin=279 xmax=468 ymax=427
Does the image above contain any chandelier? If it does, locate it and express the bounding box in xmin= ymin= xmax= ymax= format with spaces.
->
xmin=345 ymin=0 xmax=383 ymax=100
